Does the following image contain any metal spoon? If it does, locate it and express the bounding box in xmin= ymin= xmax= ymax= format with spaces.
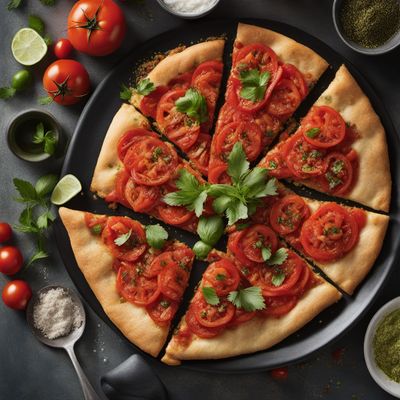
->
xmin=26 ymin=285 xmax=103 ymax=400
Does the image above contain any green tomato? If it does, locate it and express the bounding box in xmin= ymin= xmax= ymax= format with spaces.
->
xmin=193 ymin=241 xmax=212 ymax=260
xmin=11 ymin=70 xmax=33 ymax=91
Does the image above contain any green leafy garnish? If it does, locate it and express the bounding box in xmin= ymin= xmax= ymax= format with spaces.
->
xmin=7 ymin=0 xmax=22 ymax=9
xmin=39 ymin=0 xmax=55 ymax=6
xmin=145 ymin=224 xmax=168 ymax=249
xmin=120 ymin=84 xmax=133 ymax=101
xmin=271 ymin=271 xmax=286 ymax=287
xmin=32 ymin=122 xmax=57 ymax=155
xmin=38 ymin=96 xmax=53 ymax=105
xmin=197 ymin=216 xmax=224 ymax=246
xmin=175 ymin=88 xmax=208 ymax=124
xmin=267 ymin=248 xmax=289 ymax=266
xmin=332 ymin=160 xmax=344 ymax=175
xmin=91 ymin=225 xmax=102 ymax=235
xmin=239 ymin=69 xmax=271 ymax=103
xmin=114 ymin=230 xmax=132 ymax=246
xmin=216 ymin=274 xmax=226 ymax=281
xmin=28 ymin=15 xmax=45 ymax=35
xmin=227 ymin=286 xmax=265 ymax=312
xmin=0 ymin=87 xmax=16 ymax=100
xmin=202 ymin=286 xmax=220 ymax=306
xmin=193 ymin=241 xmax=212 ymax=260
xmin=261 ymin=246 xmax=272 ymax=262
xmin=135 ymin=78 xmax=155 ymax=96
xmin=305 ymin=127 xmax=320 ymax=138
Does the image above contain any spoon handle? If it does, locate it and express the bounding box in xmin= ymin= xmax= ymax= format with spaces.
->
xmin=65 ymin=345 xmax=103 ymax=400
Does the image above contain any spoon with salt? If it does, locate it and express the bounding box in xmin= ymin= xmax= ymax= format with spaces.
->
xmin=26 ymin=285 xmax=103 ymax=400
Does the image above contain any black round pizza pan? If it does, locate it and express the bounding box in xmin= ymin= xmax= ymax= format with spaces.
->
xmin=53 ymin=18 xmax=400 ymax=373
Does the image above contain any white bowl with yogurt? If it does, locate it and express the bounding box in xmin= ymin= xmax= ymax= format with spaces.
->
xmin=157 ymin=0 xmax=220 ymax=19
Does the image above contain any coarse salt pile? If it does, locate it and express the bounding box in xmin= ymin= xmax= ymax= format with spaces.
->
xmin=163 ymin=0 xmax=217 ymax=14
xmin=33 ymin=288 xmax=83 ymax=340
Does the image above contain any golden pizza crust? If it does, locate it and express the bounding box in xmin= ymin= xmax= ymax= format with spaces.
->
xmin=236 ymin=23 xmax=329 ymax=84
xmin=58 ymin=207 xmax=168 ymax=357
xmin=162 ymin=272 xmax=341 ymax=365
xmin=302 ymin=199 xmax=389 ymax=295
xmin=131 ymin=39 xmax=225 ymax=108
xmin=90 ymin=103 xmax=150 ymax=198
xmin=313 ymin=65 xmax=391 ymax=212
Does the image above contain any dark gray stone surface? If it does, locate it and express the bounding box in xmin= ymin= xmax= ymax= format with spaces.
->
xmin=0 ymin=0 xmax=398 ymax=399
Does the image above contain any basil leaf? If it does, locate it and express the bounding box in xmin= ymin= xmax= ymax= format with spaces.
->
xmin=145 ymin=224 xmax=168 ymax=249
xmin=239 ymin=69 xmax=270 ymax=103
xmin=228 ymin=286 xmax=265 ymax=312
xmin=197 ymin=216 xmax=224 ymax=246
xmin=267 ymin=248 xmax=289 ymax=266
xmin=175 ymin=88 xmax=208 ymax=124
xmin=135 ymin=78 xmax=155 ymax=96
xmin=272 ymin=271 xmax=286 ymax=287
xmin=202 ymin=286 xmax=220 ymax=306
xmin=114 ymin=230 xmax=132 ymax=246
xmin=193 ymin=240 xmax=212 ymax=260
xmin=248 ymin=177 xmax=278 ymax=199
xmin=227 ymin=142 xmax=249 ymax=183
xmin=305 ymin=127 xmax=320 ymax=138
xmin=212 ymin=195 xmax=232 ymax=214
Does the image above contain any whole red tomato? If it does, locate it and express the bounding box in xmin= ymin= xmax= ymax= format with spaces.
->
xmin=43 ymin=60 xmax=90 ymax=106
xmin=2 ymin=280 xmax=32 ymax=310
xmin=67 ymin=0 xmax=126 ymax=56
xmin=0 ymin=222 xmax=12 ymax=243
xmin=0 ymin=246 xmax=23 ymax=275
xmin=54 ymin=38 xmax=73 ymax=59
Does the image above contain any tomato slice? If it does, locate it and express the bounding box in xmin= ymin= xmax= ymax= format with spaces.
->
xmin=302 ymin=106 xmax=346 ymax=148
xmin=116 ymin=262 xmax=160 ymax=306
xmin=317 ymin=152 xmax=354 ymax=195
xmin=241 ymin=225 xmax=278 ymax=263
xmin=259 ymin=148 xmax=292 ymax=179
xmin=186 ymin=133 xmax=211 ymax=176
xmin=350 ymin=208 xmax=367 ymax=230
xmin=261 ymin=295 xmax=298 ymax=317
xmin=270 ymin=195 xmax=311 ymax=235
xmin=146 ymin=297 xmax=179 ymax=326
xmin=140 ymin=86 xmax=170 ymax=119
xmin=267 ymin=78 xmax=302 ymax=119
xmin=192 ymin=295 xmax=235 ymax=328
xmin=156 ymin=89 xmax=201 ymax=150
xmin=158 ymin=263 xmax=189 ymax=301
xmin=185 ymin=307 xmax=223 ymax=338
xmin=281 ymin=63 xmax=308 ymax=99
xmin=208 ymin=163 xmax=232 ymax=184
xmin=214 ymin=120 xmax=263 ymax=162
xmin=123 ymin=137 xmax=178 ymax=186
xmin=157 ymin=203 xmax=195 ymax=226
xmin=202 ymin=259 xmax=240 ymax=296
xmin=285 ymin=132 xmax=327 ymax=178
xmin=300 ymin=203 xmax=359 ymax=262
xmin=102 ymin=217 xmax=147 ymax=262
xmin=84 ymin=212 xmax=107 ymax=232
xmin=228 ymin=307 xmax=256 ymax=327
xmin=168 ymin=72 xmax=193 ymax=90
xmin=118 ymin=129 xmax=159 ymax=161
xmin=290 ymin=263 xmax=311 ymax=296
xmin=124 ymin=178 xmax=160 ymax=213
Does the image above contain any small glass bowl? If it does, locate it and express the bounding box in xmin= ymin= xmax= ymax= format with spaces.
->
xmin=156 ymin=0 xmax=220 ymax=19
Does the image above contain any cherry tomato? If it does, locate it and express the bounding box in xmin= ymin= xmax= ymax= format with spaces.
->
xmin=67 ymin=0 xmax=126 ymax=56
xmin=0 ymin=246 xmax=23 ymax=275
xmin=43 ymin=60 xmax=90 ymax=106
xmin=0 ymin=222 xmax=12 ymax=243
xmin=54 ymin=38 xmax=73 ymax=59
xmin=2 ymin=280 xmax=32 ymax=310
xmin=270 ymin=367 xmax=289 ymax=380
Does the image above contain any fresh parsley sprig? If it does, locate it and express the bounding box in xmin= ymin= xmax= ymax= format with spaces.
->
xmin=135 ymin=78 xmax=155 ymax=96
xmin=120 ymin=84 xmax=133 ymax=101
xmin=239 ymin=69 xmax=271 ymax=103
xmin=175 ymin=88 xmax=208 ymax=124
xmin=145 ymin=224 xmax=168 ymax=249
xmin=32 ymin=122 xmax=57 ymax=155
xmin=193 ymin=216 xmax=225 ymax=260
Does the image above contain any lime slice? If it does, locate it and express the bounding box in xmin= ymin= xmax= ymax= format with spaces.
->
xmin=51 ymin=175 xmax=82 ymax=205
xmin=11 ymin=28 xmax=47 ymax=66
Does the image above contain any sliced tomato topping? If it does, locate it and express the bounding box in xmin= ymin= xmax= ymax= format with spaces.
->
xmin=118 ymin=129 xmax=159 ymax=161
xmin=202 ymin=259 xmax=240 ymax=296
xmin=192 ymin=295 xmax=235 ymax=328
xmin=290 ymin=263 xmax=311 ymax=296
xmin=267 ymin=78 xmax=302 ymax=119
xmin=300 ymin=203 xmax=359 ymax=262
xmin=168 ymin=71 xmax=193 ymax=90
xmin=259 ymin=149 xmax=292 ymax=179
xmin=186 ymin=133 xmax=211 ymax=176
xmin=158 ymin=263 xmax=189 ymax=302
xmin=285 ymin=132 xmax=327 ymax=178
xmin=104 ymin=169 xmax=130 ymax=207
xmin=84 ymin=212 xmax=107 ymax=232
xmin=281 ymin=63 xmax=308 ymax=99
xmin=146 ymin=297 xmax=179 ymax=326
xmin=156 ymin=89 xmax=201 ymax=150
xmin=185 ymin=307 xmax=222 ymax=338
xmin=208 ymin=163 xmax=231 ymax=184
xmin=228 ymin=307 xmax=256 ymax=327
xmin=123 ymin=137 xmax=178 ymax=186
xmin=350 ymin=208 xmax=367 ymax=230
xmin=261 ymin=295 xmax=298 ymax=317
xmin=270 ymin=195 xmax=311 ymax=235
xmin=140 ymin=86 xmax=170 ymax=119
xmin=214 ymin=120 xmax=263 ymax=162
xmin=302 ymin=106 xmax=346 ymax=148
xmin=241 ymin=225 xmax=278 ymax=264
xmin=157 ymin=203 xmax=195 ymax=226
xmin=102 ymin=217 xmax=147 ymax=262
xmin=124 ymin=178 xmax=160 ymax=213
xmin=116 ymin=262 xmax=160 ymax=306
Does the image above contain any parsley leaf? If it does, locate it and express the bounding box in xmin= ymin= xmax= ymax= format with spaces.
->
xmin=35 ymin=174 xmax=58 ymax=197
xmin=135 ymin=78 xmax=155 ymax=96
xmin=239 ymin=69 xmax=270 ymax=103
xmin=228 ymin=286 xmax=265 ymax=312
xmin=32 ymin=123 xmax=57 ymax=155
xmin=226 ymin=199 xmax=248 ymax=226
xmin=272 ymin=271 xmax=286 ymax=287
xmin=28 ymin=15 xmax=45 ymax=35
xmin=227 ymin=142 xmax=250 ymax=183
xmin=7 ymin=0 xmax=23 ymax=9
xmin=202 ymin=286 xmax=220 ymax=306
xmin=13 ymin=178 xmax=38 ymax=203
xmin=0 ymin=87 xmax=16 ymax=99
xmin=332 ymin=160 xmax=344 ymax=175
xmin=27 ymin=249 xmax=48 ymax=267
xmin=145 ymin=224 xmax=168 ymax=249
xmin=120 ymin=84 xmax=132 ymax=101
xmin=261 ymin=246 xmax=272 ymax=262
xmin=305 ymin=127 xmax=320 ymax=138
xmin=175 ymin=88 xmax=208 ymax=124
xmin=267 ymin=248 xmax=289 ymax=266
xmin=114 ymin=230 xmax=132 ymax=246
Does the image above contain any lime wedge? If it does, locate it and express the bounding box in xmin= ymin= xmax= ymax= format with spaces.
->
xmin=51 ymin=175 xmax=82 ymax=205
xmin=11 ymin=28 xmax=47 ymax=66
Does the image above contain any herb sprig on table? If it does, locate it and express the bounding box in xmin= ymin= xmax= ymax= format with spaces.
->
xmin=13 ymin=174 xmax=58 ymax=266
xmin=32 ymin=122 xmax=57 ymax=155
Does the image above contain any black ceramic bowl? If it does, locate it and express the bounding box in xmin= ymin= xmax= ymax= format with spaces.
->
xmin=332 ymin=0 xmax=400 ymax=55
xmin=7 ymin=109 xmax=63 ymax=162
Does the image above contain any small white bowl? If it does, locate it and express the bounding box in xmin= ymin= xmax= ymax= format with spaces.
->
xmin=364 ymin=297 xmax=400 ymax=398
xmin=156 ymin=0 xmax=220 ymax=19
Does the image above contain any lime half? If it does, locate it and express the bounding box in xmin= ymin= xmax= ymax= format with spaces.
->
xmin=51 ymin=175 xmax=82 ymax=205
xmin=11 ymin=28 xmax=47 ymax=66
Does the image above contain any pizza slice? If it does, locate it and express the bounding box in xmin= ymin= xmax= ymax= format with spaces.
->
xmin=131 ymin=40 xmax=225 ymax=176
xmin=208 ymin=22 xmax=329 ymax=184
xmin=91 ymin=104 xmax=209 ymax=233
xmin=162 ymin=246 xmax=341 ymax=365
xmin=248 ymin=185 xmax=389 ymax=295
xmin=59 ymin=207 xmax=195 ymax=357
xmin=259 ymin=65 xmax=391 ymax=212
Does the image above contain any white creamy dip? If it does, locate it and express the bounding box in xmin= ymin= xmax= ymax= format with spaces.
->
xmin=163 ymin=0 xmax=217 ymax=14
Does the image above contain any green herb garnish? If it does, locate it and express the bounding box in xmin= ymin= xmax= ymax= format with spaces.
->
xmin=305 ymin=127 xmax=320 ymax=138
xmin=239 ymin=69 xmax=270 ymax=103
xmin=227 ymin=286 xmax=265 ymax=312
xmin=202 ymin=286 xmax=220 ymax=306
xmin=114 ymin=230 xmax=132 ymax=246
xmin=272 ymin=271 xmax=286 ymax=287
xmin=120 ymin=84 xmax=133 ymax=101
xmin=145 ymin=224 xmax=168 ymax=249
xmin=175 ymin=88 xmax=208 ymax=124
xmin=135 ymin=78 xmax=155 ymax=96
xmin=32 ymin=122 xmax=57 ymax=155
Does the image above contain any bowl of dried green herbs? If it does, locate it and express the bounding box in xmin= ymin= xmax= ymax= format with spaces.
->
xmin=333 ymin=0 xmax=400 ymax=55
